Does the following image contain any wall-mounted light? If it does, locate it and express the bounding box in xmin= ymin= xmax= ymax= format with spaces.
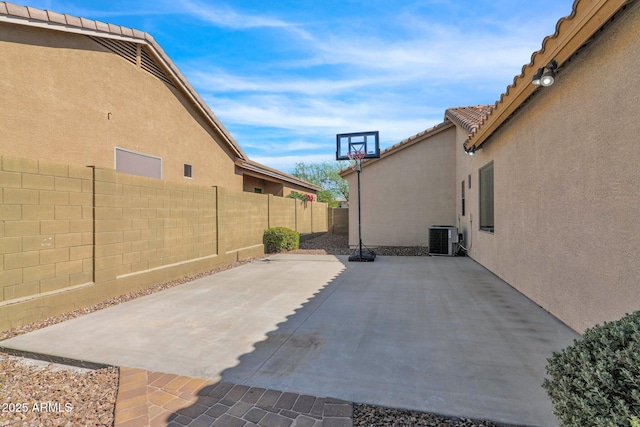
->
xmin=465 ymin=147 xmax=475 ymax=156
xmin=532 ymin=60 xmax=558 ymax=87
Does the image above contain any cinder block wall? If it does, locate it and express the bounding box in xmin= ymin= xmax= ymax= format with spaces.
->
xmin=295 ymin=200 xmax=313 ymax=234
xmin=328 ymin=208 xmax=349 ymax=235
xmin=268 ymin=195 xmax=296 ymax=230
xmin=218 ymin=188 xmax=269 ymax=260
xmin=0 ymin=156 xmax=328 ymax=332
xmin=312 ymin=202 xmax=328 ymax=233
xmin=0 ymin=156 xmax=94 ymax=329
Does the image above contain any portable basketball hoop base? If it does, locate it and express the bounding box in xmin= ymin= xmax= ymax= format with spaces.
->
xmin=347 ymin=149 xmax=376 ymax=263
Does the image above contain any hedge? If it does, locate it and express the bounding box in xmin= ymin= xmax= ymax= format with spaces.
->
xmin=263 ymin=227 xmax=299 ymax=253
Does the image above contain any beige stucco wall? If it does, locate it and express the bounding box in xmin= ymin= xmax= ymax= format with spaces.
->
xmin=346 ymin=125 xmax=457 ymax=247
xmin=455 ymin=1 xmax=640 ymax=333
xmin=0 ymin=22 xmax=242 ymax=190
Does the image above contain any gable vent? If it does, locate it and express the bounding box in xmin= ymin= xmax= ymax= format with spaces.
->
xmin=140 ymin=46 xmax=175 ymax=87
xmin=90 ymin=37 xmax=175 ymax=88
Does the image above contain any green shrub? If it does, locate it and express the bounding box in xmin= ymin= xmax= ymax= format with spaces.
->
xmin=263 ymin=227 xmax=299 ymax=253
xmin=542 ymin=311 xmax=640 ymax=426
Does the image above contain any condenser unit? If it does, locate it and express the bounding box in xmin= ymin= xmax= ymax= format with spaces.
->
xmin=429 ymin=226 xmax=458 ymax=256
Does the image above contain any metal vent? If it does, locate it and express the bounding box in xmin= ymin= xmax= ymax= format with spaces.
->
xmin=429 ymin=228 xmax=450 ymax=255
xmin=90 ymin=37 xmax=175 ymax=87
xmin=140 ymin=46 xmax=175 ymax=87
xmin=429 ymin=226 xmax=458 ymax=256
xmin=90 ymin=37 xmax=137 ymax=65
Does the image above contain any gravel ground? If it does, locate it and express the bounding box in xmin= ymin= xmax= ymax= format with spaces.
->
xmin=0 ymin=233 xmax=500 ymax=427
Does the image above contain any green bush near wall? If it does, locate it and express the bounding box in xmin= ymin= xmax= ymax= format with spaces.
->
xmin=543 ymin=311 xmax=640 ymax=426
xmin=263 ymin=227 xmax=299 ymax=253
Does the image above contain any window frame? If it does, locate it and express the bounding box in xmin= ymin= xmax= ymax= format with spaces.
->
xmin=479 ymin=162 xmax=494 ymax=233
xmin=183 ymin=163 xmax=193 ymax=178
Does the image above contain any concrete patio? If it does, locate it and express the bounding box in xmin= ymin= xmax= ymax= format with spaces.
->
xmin=1 ymin=254 xmax=579 ymax=426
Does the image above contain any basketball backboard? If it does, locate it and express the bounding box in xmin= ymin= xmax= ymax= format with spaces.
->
xmin=336 ymin=131 xmax=380 ymax=161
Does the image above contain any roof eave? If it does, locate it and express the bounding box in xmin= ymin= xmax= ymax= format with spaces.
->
xmin=0 ymin=2 xmax=247 ymax=160
xmin=464 ymin=0 xmax=630 ymax=152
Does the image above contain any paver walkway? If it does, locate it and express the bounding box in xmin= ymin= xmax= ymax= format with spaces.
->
xmin=115 ymin=366 xmax=353 ymax=427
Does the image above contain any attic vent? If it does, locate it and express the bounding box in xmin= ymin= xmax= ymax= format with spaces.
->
xmin=91 ymin=36 xmax=137 ymax=65
xmin=140 ymin=46 xmax=175 ymax=87
xmin=89 ymin=37 xmax=175 ymax=88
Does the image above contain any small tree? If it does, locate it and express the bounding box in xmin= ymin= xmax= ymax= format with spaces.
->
xmin=290 ymin=161 xmax=348 ymax=207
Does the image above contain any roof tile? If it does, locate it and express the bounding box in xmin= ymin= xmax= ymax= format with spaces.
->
xmin=121 ymin=27 xmax=134 ymax=37
xmin=80 ymin=17 xmax=96 ymax=31
xmin=6 ymin=2 xmax=28 ymax=18
xmin=95 ymin=20 xmax=110 ymax=33
xmin=46 ymin=10 xmax=67 ymax=25
xmin=445 ymin=105 xmax=492 ymax=135
xmin=132 ymin=28 xmax=145 ymax=39
xmin=0 ymin=3 xmax=7 ymax=15
xmin=26 ymin=6 xmax=48 ymax=21
xmin=64 ymin=13 xmax=81 ymax=27
xmin=107 ymin=23 xmax=122 ymax=35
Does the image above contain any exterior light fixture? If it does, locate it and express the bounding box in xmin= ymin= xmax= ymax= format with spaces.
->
xmin=465 ymin=147 xmax=475 ymax=156
xmin=532 ymin=60 xmax=558 ymax=87
xmin=532 ymin=68 xmax=544 ymax=85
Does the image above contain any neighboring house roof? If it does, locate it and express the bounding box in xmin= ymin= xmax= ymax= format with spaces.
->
xmin=445 ymin=105 xmax=492 ymax=136
xmin=235 ymin=159 xmax=322 ymax=193
xmin=339 ymin=120 xmax=454 ymax=177
xmin=0 ymin=1 xmax=247 ymax=160
xmin=464 ymin=0 xmax=631 ymax=152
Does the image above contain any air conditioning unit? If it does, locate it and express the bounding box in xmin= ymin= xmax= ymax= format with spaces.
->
xmin=429 ymin=226 xmax=458 ymax=256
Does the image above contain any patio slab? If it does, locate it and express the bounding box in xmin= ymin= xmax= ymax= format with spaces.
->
xmin=1 ymin=254 xmax=579 ymax=426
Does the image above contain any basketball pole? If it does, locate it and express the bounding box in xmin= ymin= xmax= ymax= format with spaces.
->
xmin=356 ymin=159 xmax=363 ymax=260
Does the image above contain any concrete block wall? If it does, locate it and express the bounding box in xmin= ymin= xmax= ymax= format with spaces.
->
xmin=0 ymin=155 xmax=94 ymax=329
xmin=93 ymin=168 xmax=219 ymax=287
xmin=267 ymin=195 xmax=296 ymax=230
xmin=312 ymin=202 xmax=328 ymax=234
xmin=217 ymin=187 xmax=269 ymax=260
xmin=0 ymin=155 xmax=328 ymax=332
xmin=328 ymin=208 xmax=349 ymax=235
xmin=295 ymin=200 xmax=313 ymax=234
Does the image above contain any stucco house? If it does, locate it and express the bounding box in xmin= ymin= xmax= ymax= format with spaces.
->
xmin=0 ymin=2 xmax=318 ymax=197
xmin=342 ymin=0 xmax=639 ymax=333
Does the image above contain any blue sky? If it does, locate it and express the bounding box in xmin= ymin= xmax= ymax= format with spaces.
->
xmin=26 ymin=0 xmax=574 ymax=173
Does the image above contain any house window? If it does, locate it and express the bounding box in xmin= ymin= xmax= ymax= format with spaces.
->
xmin=183 ymin=164 xmax=192 ymax=178
xmin=254 ymin=188 xmax=263 ymax=194
xmin=115 ymin=147 xmax=162 ymax=179
xmin=468 ymin=174 xmax=471 ymax=189
xmin=479 ymin=162 xmax=494 ymax=233
xmin=461 ymin=180 xmax=465 ymax=216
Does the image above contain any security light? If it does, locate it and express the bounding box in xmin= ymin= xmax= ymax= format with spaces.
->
xmin=532 ymin=68 xmax=544 ymax=85
xmin=531 ymin=60 xmax=558 ymax=87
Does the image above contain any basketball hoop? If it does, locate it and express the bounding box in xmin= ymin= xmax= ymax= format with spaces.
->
xmin=347 ymin=149 xmax=366 ymax=172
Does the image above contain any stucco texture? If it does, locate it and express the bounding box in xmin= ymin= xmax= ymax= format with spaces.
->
xmin=456 ymin=1 xmax=640 ymax=332
xmin=346 ymin=126 xmax=456 ymax=247
xmin=0 ymin=22 xmax=241 ymax=190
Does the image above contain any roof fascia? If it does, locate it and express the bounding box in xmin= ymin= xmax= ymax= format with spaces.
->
xmin=236 ymin=160 xmax=322 ymax=192
xmin=464 ymin=0 xmax=629 ymax=151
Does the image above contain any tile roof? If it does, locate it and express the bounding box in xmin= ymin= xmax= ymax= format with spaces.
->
xmin=465 ymin=0 xmax=630 ymax=151
xmin=444 ymin=105 xmax=492 ymax=136
xmin=0 ymin=1 xmax=247 ymax=160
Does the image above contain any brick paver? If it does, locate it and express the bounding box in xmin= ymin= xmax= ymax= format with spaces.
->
xmin=114 ymin=366 xmax=353 ymax=427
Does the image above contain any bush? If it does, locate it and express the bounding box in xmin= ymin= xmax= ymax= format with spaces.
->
xmin=542 ymin=311 xmax=640 ymax=426
xmin=263 ymin=227 xmax=299 ymax=253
